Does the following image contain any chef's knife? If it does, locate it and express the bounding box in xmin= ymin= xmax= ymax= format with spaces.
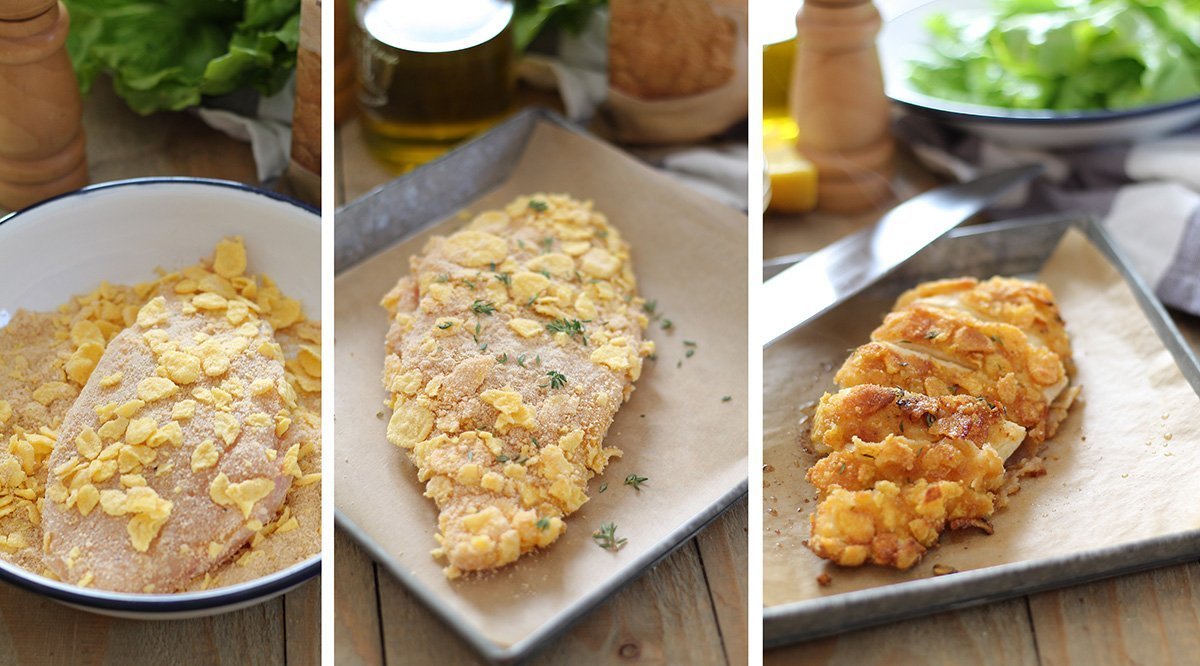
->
xmin=760 ymin=164 xmax=1042 ymax=347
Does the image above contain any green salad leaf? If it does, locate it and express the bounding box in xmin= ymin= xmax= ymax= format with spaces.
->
xmin=512 ymin=0 xmax=606 ymax=52
xmin=909 ymin=0 xmax=1200 ymax=111
xmin=64 ymin=0 xmax=300 ymax=115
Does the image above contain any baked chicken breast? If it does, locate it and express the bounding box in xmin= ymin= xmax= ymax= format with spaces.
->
xmin=807 ymin=277 xmax=1077 ymax=569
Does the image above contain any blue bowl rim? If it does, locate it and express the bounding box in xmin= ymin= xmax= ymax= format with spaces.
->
xmin=890 ymin=88 xmax=1200 ymax=126
xmin=1 ymin=177 xmax=319 ymax=226
xmin=0 ymin=177 xmax=321 ymax=612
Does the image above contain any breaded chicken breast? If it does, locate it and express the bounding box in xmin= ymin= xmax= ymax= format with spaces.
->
xmin=381 ymin=194 xmax=653 ymax=578
xmin=806 ymin=276 xmax=1076 ymax=570
xmin=41 ymin=244 xmax=302 ymax=592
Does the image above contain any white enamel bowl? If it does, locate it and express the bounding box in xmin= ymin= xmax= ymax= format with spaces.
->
xmin=0 ymin=178 xmax=321 ymax=618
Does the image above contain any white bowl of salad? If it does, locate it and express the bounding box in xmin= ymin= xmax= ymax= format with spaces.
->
xmin=879 ymin=0 xmax=1200 ymax=148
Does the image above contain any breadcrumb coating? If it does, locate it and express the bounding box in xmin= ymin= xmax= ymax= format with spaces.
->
xmin=806 ymin=277 xmax=1076 ymax=570
xmin=811 ymin=385 xmax=1026 ymax=457
xmin=381 ymin=194 xmax=653 ymax=578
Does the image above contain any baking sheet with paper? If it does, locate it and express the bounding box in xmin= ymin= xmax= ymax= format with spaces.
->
xmin=336 ymin=121 xmax=748 ymax=654
xmin=765 ymin=226 xmax=1200 ymax=613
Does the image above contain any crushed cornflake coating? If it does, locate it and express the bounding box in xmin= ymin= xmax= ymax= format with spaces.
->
xmin=0 ymin=238 xmax=321 ymax=592
xmin=806 ymin=277 xmax=1077 ymax=570
xmin=381 ymin=194 xmax=653 ymax=578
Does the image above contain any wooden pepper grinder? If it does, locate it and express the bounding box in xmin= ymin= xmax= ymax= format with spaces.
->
xmin=333 ymin=0 xmax=357 ymax=125
xmin=792 ymin=0 xmax=894 ymax=214
xmin=0 ymin=0 xmax=87 ymax=210
xmin=286 ymin=0 xmax=321 ymax=206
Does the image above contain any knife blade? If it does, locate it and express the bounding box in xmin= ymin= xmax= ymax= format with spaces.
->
xmin=760 ymin=164 xmax=1042 ymax=347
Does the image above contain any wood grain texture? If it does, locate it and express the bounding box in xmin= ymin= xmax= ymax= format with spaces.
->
xmin=1028 ymin=563 xmax=1200 ymax=666
xmin=335 ymin=119 xmax=396 ymax=206
xmin=285 ymin=578 xmax=322 ymax=666
xmin=81 ymin=75 xmax=257 ymax=187
xmin=765 ymin=598 xmax=1039 ymax=666
xmin=0 ymin=578 xmax=293 ymax=665
xmin=698 ymin=497 xmax=750 ymax=666
xmin=335 ymin=529 xmax=385 ymax=666
xmin=521 ymin=540 xmax=728 ymax=665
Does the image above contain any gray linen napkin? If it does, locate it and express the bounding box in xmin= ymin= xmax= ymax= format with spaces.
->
xmin=896 ymin=115 xmax=1200 ymax=316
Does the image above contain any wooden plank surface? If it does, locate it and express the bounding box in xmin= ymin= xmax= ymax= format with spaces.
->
xmin=335 ymin=531 xmax=385 ymax=666
xmin=1028 ymin=563 xmax=1200 ymax=666
xmin=0 ymin=574 xmax=323 ymax=665
xmin=0 ymin=76 xmax=320 ymax=664
xmin=333 ymin=119 xmax=749 ymax=663
xmin=764 ymin=183 xmax=1200 ymax=664
xmin=82 ymin=76 xmax=260 ymax=187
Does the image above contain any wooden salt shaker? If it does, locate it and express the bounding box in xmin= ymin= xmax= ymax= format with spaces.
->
xmin=0 ymin=0 xmax=87 ymax=210
xmin=792 ymin=0 xmax=894 ymax=214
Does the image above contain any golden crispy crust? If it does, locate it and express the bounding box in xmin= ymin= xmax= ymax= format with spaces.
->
xmin=807 ymin=434 xmax=1005 ymax=497
xmin=807 ymin=276 xmax=1075 ymax=571
xmin=382 ymin=194 xmax=652 ymax=577
xmin=835 ymin=341 xmax=1056 ymax=444
xmin=811 ymin=385 xmax=1026 ymax=454
xmin=808 ymin=479 xmax=995 ymax=569
xmin=895 ymin=276 xmax=1072 ymax=364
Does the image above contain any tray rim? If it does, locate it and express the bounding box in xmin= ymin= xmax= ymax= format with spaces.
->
xmin=764 ymin=213 xmax=1200 ymax=647
xmin=334 ymin=108 xmax=749 ymax=663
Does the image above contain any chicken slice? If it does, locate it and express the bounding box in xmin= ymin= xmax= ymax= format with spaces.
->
xmin=808 ymin=479 xmax=996 ymax=569
xmin=808 ymin=434 xmax=1004 ymax=497
xmin=836 ymin=340 xmax=1060 ymax=445
xmin=894 ymin=276 xmax=1072 ymax=364
xmin=812 ymin=385 xmax=1026 ymax=458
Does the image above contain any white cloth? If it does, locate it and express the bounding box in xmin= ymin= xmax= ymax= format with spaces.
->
xmin=195 ymin=76 xmax=295 ymax=183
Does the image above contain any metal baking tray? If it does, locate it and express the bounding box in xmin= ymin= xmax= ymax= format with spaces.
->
xmin=335 ymin=108 xmax=748 ymax=663
xmin=764 ymin=213 xmax=1200 ymax=647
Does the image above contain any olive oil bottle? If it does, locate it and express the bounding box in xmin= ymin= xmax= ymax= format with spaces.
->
xmin=356 ymin=0 xmax=516 ymax=171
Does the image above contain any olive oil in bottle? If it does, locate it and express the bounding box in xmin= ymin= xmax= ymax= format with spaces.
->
xmin=356 ymin=0 xmax=516 ymax=171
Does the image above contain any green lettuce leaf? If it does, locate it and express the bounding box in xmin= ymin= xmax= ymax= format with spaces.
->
xmin=512 ymin=0 xmax=606 ymax=52
xmin=909 ymin=0 xmax=1200 ymax=111
xmin=65 ymin=0 xmax=300 ymax=115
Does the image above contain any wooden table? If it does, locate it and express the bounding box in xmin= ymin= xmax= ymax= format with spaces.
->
xmin=333 ymin=116 xmax=750 ymax=665
xmin=0 ymin=77 xmax=320 ymax=665
xmin=762 ymin=167 xmax=1200 ymax=666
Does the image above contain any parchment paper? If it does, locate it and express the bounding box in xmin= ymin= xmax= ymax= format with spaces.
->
xmin=335 ymin=123 xmax=748 ymax=649
xmin=764 ymin=227 xmax=1200 ymax=608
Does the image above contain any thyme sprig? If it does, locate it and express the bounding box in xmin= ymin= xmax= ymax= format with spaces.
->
xmin=592 ymin=522 xmax=627 ymax=551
